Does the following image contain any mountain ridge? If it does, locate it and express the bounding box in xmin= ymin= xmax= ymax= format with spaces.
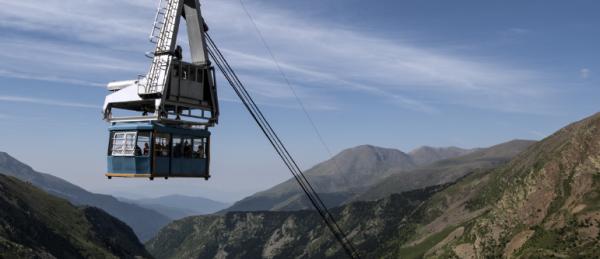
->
xmin=223 ymin=141 xmax=528 ymax=212
xmin=0 ymin=152 xmax=170 ymax=241
xmin=356 ymin=139 xmax=535 ymax=202
xmin=409 ymin=145 xmax=476 ymax=166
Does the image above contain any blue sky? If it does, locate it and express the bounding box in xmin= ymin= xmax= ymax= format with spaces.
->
xmin=0 ymin=0 xmax=598 ymax=201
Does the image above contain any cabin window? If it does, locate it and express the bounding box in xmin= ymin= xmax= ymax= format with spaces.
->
xmin=193 ymin=138 xmax=206 ymax=159
xmin=111 ymin=131 xmax=136 ymax=156
xmin=172 ymin=136 xmax=183 ymax=158
xmin=154 ymin=133 xmax=170 ymax=157
xmin=182 ymin=137 xmax=193 ymax=158
xmin=137 ymin=131 xmax=151 ymax=156
xmin=171 ymin=136 xmax=196 ymax=158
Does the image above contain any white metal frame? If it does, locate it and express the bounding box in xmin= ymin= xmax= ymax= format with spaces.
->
xmin=102 ymin=0 xmax=218 ymax=128
xmin=111 ymin=131 xmax=138 ymax=156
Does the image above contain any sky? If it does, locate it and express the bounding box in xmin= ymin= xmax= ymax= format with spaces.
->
xmin=0 ymin=0 xmax=599 ymax=202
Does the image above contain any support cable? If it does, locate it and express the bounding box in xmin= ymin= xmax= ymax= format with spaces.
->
xmin=235 ymin=1 xmax=362 ymax=256
xmin=205 ymin=34 xmax=361 ymax=259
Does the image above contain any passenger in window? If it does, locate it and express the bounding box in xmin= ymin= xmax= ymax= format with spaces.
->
xmin=174 ymin=142 xmax=182 ymax=157
xmin=183 ymin=140 xmax=192 ymax=158
xmin=143 ymin=143 xmax=150 ymax=156
xmin=135 ymin=145 xmax=142 ymax=156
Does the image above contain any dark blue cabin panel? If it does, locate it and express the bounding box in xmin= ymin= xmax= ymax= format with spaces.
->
xmin=108 ymin=156 xmax=151 ymax=174
xmin=170 ymin=158 xmax=208 ymax=177
xmin=153 ymin=157 xmax=170 ymax=176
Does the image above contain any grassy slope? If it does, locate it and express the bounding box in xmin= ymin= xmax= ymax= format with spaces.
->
xmin=0 ymin=174 xmax=152 ymax=258
xmin=0 ymin=152 xmax=171 ymax=241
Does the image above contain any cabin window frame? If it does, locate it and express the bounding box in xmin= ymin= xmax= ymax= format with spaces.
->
xmin=136 ymin=131 xmax=152 ymax=157
xmin=172 ymin=135 xmax=183 ymax=158
xmin=154 ymin=132 xmax=171 ymax=158
xmin=111 ymin=131 xmax=137 ymax=156
xmin=192 ymin=138 xmax=207 ymax=159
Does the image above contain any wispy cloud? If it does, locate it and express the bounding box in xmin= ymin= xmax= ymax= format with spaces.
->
xmin=507 ymin=28 xmax=530 ymax=34
xmin=0 ymin=69 xmax=104 ymax=87
xmin=580 ymin=68 xmax=590 ymax=79
xmin=203 ymin=1 xmax=554 ymax=113
xmin=0 ymin=0 xmax=153 ymax=45
xmin=0 ymin=95 xmax=100 ymax=109
xmin=0 ymin=0 xmax=558 ymax=114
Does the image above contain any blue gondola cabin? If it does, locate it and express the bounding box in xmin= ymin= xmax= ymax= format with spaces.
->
xmin=106 ymin=122 xmax=211 ymax=180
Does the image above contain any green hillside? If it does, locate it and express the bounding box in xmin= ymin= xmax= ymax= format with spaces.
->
xmin=0 ymin=174 xmax=152 ymax=258
xmin=0 ymin=152 xmax=170 ymax=241
xmin=146 ymin=185 xmax=447 ymax=259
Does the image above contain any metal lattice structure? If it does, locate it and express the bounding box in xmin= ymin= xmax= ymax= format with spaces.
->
xmin=103 ymin=0 xmax=218 ymax=127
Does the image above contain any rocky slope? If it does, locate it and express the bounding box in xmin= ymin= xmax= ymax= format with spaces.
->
xmin=395 ymin=112 xmax=600 ymax=258
xmin=0 ymin=174 xmax=152 ymax=258
xmin=147 ymin=113 xmax=600 ymax=258
xmin=423 ymin=113 xmax=600 ymax=258
xmin=223 ymin=145 xmax=472 ymax=212
xmin=0 ymin=152 xmax=170 ymax=241
xmin=146 ymin=185 xmax=448 ymax=259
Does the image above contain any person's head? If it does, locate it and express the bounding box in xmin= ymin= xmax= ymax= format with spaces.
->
xmin=145 ymin=143 xmax=149 ymax=147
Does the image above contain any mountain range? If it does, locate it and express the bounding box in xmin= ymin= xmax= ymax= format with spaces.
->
xmin=146 ymin=113 xmax=600 ymax=258
xmin=223 ymin=141 xmax=532 ymax=212
xmin=0 ymin=152 xmax=170 ymax=241
xmin=356 ymin=139 xmax=534 ymax=202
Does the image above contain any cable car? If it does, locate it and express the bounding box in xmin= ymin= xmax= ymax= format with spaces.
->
xmin=106 ymin=122 xmax=211 ymax=180
xmin=102 ymin=0 xmax=218 ymax=180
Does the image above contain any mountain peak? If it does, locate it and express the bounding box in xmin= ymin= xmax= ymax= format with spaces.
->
xmin=343 ymin=144 xmax=405 ymax=155
xmin=325 ymin=145 xmax=414 ymax=175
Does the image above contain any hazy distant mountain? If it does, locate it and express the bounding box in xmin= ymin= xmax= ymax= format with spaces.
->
xmin=146 ymin=112 xmax=600 ymax=258
xmin=223 ymin=144 xmax=477 ymax=212
xmin=222 ymin=145 xmax=417 ymax=212
xmin=409 ymin=146 xmax=476 ymax=166
xmin=356 ymin=139 xmax=535 ymax=201
xmin=123 ymin=195 xmax=230 ymax=220
xmin=0 ymin=174 xmax=151 ymax=258
xmin=0 ymin=152 xmax=170 ymax=241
